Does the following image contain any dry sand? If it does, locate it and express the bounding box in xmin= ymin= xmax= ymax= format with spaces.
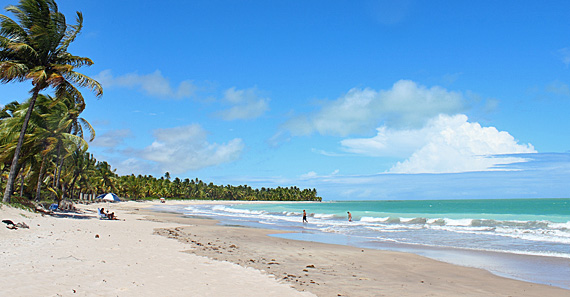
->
xmin=2 ymin=200 xmax=569 ymax=297
xmin=0 ymin=201 xmax=314 ymax=297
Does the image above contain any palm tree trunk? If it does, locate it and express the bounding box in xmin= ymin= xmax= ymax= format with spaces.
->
xmin=68 ymin=174 xmax=79 ymax=200
xmin=2 ymin=87 xmax=40 ymax=203
xmin=50 ymin=144 xmax=62 ymax=200
xmin=35 ymin=154 xmax=47 ymax=201
xmin=0 ymin=166 xmax=5 ymax=194
xmin=5 ymin=160 xmax=22 ymax=199
xmin=55 ymin=145 xmax=63 ymax=191
xmin=19 ymin=168 xmax=25 ymax=198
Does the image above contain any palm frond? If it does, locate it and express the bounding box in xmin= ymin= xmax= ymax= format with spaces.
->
xmin=79 ymin=117 xmax=95 ymax=141
xmin=55 ymin=82 xmax=85 ymax=105
xmin=0 ymin=61 xmax=28 ymax=82
xmin=27 ymin=67 xmax=48 ymax=86
xmin=63 ymin=70 xmax=103 ymax=97
xmin=4 ymin=42 xmax=38 ymax=63
xmin=57 ymin=54 xmax=93 ymax=68
xmin=0 ymin=13 xmax=28 ymax=41
xmin=58 ymin=11 xmax=82 ymax=52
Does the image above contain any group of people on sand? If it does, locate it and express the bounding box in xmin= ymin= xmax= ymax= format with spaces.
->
xmin=302 ymin=210 xmax=351 ymax=223
xmin=99 ymin=207 xmax=118 ymax=220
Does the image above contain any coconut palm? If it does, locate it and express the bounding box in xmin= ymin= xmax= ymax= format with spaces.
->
xmin=49 ymin=91 xmax=94 ymax=197
xmin=55 ymin=146 xmax=90 ymax=199
xmin=0 ymin=93 xmax=89 ymax=201
xmin=93 ymin=161 xmax=116 ymax=194
xmin=66 ymin=149 xmax=96 ymax=198
xmin=0 ymin=0 xmax=102 ymax=203
xmin=0 ymin=98 xmax=38 ymax=194
xmin=34 ymin=95 xmax=88 ymax=201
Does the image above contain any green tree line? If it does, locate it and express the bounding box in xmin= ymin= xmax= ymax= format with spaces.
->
xmin=0 ymin=0 xmax=321 ymax=205
xmin=115 ymin=174 xmax=321 ymax=201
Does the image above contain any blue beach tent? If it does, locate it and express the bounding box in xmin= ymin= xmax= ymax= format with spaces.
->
xmin=96 ymin=193 xmax=121 ymax=202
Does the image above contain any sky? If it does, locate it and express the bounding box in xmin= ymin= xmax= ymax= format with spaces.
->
xmin=1 ymin=0 xmax=570 ymax=200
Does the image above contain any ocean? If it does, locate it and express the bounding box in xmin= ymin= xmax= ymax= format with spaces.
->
xmin=155 ymin=198 xmax=570 ymax=289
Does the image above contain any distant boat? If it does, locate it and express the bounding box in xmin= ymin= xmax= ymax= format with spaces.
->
xmin=96 ymin=193 xmax=121 ymax=202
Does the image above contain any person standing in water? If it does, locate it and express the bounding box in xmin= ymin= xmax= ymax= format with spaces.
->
xmin=347 ymin=211 xmax=352 ymax=222
xmin=303 ymin=210 xmax=308 ymax=223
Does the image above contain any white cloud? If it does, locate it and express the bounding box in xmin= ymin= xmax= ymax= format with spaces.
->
xmin=284 ymin=80 xmax=466 ymax=136
xmin=91 ymin=129 xmax=132 ymax=147
xmin=267 ymin=130 xmax=290 ymax=148
xmin=140 ymin=124 xmax=244 ymax=173
xmin=377 ymin=114 xmax=537 ymax=173
xmin=300 ymin=171 xmax=318 ymax=179
xmin=300 ymin=169 xmax=341 ymax=180
xmin=216 ymin=87 xmax=269 ymax=120
xmin=341 ymin=114 xmax=536 ymax=173
xmin=95 ymin=69 xmax=196 ymax=99
xmin=114 ymin=158 xmax=155 ymax=176
xmin=341 ymin=126 xmax=427 ymax=158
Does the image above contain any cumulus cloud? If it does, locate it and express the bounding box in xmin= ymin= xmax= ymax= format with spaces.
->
xmin=341 ymin=114 xmax=536 ymax=173
xmin=140 ymin=124 xmax=244 ymax=173
xmin=216 ymin=87 xmax=269 ymax=120
xmin=341 ymin=126 xmax=427 ymax=158
xmin=283 ymin=80 xmax=466 ymax=137
xmin=91 ymin=129 xmax=132 ymax=147
xmin=95 ymin=69 xmax=196 ymax=99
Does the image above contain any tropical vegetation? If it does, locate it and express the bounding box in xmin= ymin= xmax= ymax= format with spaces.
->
xmin=0 ymin=0 xmax=102 ymax=203
xmin=115 ymin=174 xmax=321 ymax=201
xmin=0 ymin=0 xmax=321 ymax=207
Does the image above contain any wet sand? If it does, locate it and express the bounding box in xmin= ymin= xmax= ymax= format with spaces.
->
xmin=144 ymin=201 xmax=570 ymax=297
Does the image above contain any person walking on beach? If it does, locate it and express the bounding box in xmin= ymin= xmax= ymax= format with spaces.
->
xmin=303 ymin=210 xmax=308 ymax=223
xmin=347 ymin=211 xmax=352 ymax=222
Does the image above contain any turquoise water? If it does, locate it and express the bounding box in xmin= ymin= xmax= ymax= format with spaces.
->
xmin=235 ymin=198 xmax=570 ymax=222
xmin=160 ymin=198 xmax=570 ymax=289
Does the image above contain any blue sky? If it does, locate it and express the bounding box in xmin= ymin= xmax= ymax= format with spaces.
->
xmin=1 ymin=0 xmax=570 ymax=200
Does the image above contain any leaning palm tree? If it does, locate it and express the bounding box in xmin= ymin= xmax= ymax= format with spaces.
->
xmin=0 ymin=0 xmax=102 ymax=203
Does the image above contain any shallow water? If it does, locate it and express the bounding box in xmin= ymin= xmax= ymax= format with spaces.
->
xmin=155 ymin=199 xmax=570 ymax=289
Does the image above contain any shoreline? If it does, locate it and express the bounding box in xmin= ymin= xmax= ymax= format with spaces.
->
xmin=145 ymin=200 xmax=570 ymax=296
xmin=154 ymin=200 xmax=570 ymax=290
xmin=2 ymin=200 xmax=569 ymax=296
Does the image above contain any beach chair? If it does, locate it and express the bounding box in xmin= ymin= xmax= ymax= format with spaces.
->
xmin=97 ymin=208 xmax=108 ymax=220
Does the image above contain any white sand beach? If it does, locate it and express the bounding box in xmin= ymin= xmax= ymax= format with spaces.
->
xmin=1 ymin=200 xmax=568 ymax=297
xmin=0 ymin=201 xmax=315 ymax=297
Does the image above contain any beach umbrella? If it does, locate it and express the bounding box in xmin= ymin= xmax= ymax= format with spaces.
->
xmin=98 ymin=193 xmax=121 ymax=202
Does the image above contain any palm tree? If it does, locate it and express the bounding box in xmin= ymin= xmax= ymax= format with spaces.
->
xmin=0 ymin=101 xmax=21 ymax=191
xmin=67 ymin=150 xmax=96 ymax=199
xmin=94 ymin=161 xmax=116 ymax=194
xmin=0 ymin=0 xmax=102 ymax=203
xmin=49 ymin=91 xmax=93 ymax=197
